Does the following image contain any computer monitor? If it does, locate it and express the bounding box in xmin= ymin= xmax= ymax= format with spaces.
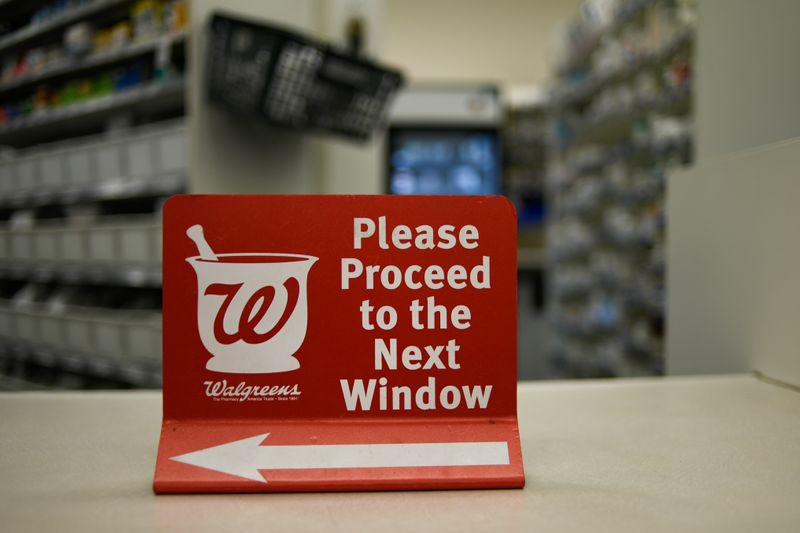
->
xmin=386 ymin=127 xmax=501 ymax=195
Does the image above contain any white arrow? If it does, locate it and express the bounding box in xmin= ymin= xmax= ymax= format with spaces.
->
xmin=170 ymin=433 xmax=510 ymax=483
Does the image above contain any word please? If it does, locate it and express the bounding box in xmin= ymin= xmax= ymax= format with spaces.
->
xmin=354 ymin=216 xmax=479 ymax=250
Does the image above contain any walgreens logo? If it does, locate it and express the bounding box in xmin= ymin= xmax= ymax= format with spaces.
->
xmin=203 ymin=380 xmax=302 ymax=402
xmin=186 ymin=223 xmax=318 ymax=375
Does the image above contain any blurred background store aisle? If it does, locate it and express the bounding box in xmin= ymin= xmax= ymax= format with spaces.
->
xmin=0 ymin=0 xmax=798 ymax=391
xmin=0 ymin=0 xmax=189 ymax=389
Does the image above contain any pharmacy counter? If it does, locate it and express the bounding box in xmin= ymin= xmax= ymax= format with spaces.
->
xmin=1 ymin=375 xmax=799 ymax=532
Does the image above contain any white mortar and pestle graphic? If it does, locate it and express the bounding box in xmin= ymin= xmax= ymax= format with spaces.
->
xmin=186 ymin=224 xmax=318 ymax=374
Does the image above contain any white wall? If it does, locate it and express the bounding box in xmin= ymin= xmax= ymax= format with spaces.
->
xmin=318 ymin=0 xmax=388 ymax=194
xmin=667 ymin=140 xmax=800 ymax=387
xmin=667 ymin=0 xmax=800 ymax=387
xmin=382 ymin=0 xmax=582 ymax=89
xmin=189 ymin=0 xmax=324 ymax=194
xmin=695 ymin=0 xmax=800 ymax=160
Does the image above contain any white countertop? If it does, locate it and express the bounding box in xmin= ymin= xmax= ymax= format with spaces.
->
xmin=1 ymin=375 xmax=799 ymax=532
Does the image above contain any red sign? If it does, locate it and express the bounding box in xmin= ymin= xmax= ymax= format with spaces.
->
xmin=154 ymin=195 xmax=525 ymax=493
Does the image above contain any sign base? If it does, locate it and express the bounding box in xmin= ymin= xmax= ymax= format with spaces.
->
xmin=154 ymin=418 xmax=523 ymax=493
xmin=156 ymin=195 xmax=525 ymax=493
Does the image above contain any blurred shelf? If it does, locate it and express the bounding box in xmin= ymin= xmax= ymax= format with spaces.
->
xmin=548 ymin=245 xmax=592 ymax=264
xmin=572 ymin=84 xmax=691 ymax=146
xmin=620 ymin=288 xmax=664 ymax=317
xmin=0 ymin=171 xmax=185 ymax=209
xmin=0 ymin=261 xmax=161 ymax=287
xmin=548 ymin=134 xmax=691 ymax=193
xmin=0 ymin=213 xmax=162 ymax=289
xmin=0 ymin=0 xmax=132 ymax=55
xmin=551 ymin=283 xmax=592 ymax=300
xmin=547 ymin=0 xmax=691 ymax=379
xmin=0 ymin=338 xmax=161 ymax=388
xmin=554 ymin=28 xmax=694 ymax=108
xmin=0 ymin=30 xmax=188 ymax=95
xmin=0 ymin=1 xmax=183 ymax=391
xmin=556 ymin=0 xmax=659 ymax=75
xmin=0 ymin=77 xmax=185 ymax=146
xmin=598 ymin=221 xmax=661 ymax=249
xmin=552 ymin=316 xmax=618 ymax=339
xmin=506 ymin=174 xmax=544 ymax=195
xmin=0 ymin=298 xmax=162 ymax=380
xmin=517 ymin=247 xmax=545 ymax=270
xmin=0 ymin=372 xmax=49 ymax=391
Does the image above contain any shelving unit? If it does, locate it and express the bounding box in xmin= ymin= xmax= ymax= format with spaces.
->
xmin=0 ymin=0 xmax=188 ymax=389
xmin=554 ymin=0 xmax=660 ymax=77
xmin=0 ymin=299 xmax=162 ymax=387
xmin=0 ymin=77 xmax=185 ymax=144
xmin=0 ymin=0 xmax=132 ymax=54
xmin=545 ymin=0 xmax=695 ymax=378
xmin=0 ymin=30 xmax=186 ymax=93
xmin=504 ymin=102 xmax=548 ymax=266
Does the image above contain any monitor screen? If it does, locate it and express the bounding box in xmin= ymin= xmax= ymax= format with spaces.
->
xmin=387 ymin=128 xmax=501 ymax=195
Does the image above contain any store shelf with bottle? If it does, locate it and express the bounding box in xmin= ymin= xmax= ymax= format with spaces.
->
xmin=0 ymin=118 xmax=185 ymax=389
xmin=0 ymin=278 xmax=163 ymax=389
xmin=0 ymin=0 xmax=190 ymax=389
xmin=0 ymin=0 xmax=189 ymax=147
xmin=503 ymin=103 xmax=549 ymax=272
xmin=0 ymin=203 xmax=168 ymax=389
xmin=0 ymin=0 xmax=188 ymax=55
xmin=545 ymin=0 xmax=695 ymax=379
